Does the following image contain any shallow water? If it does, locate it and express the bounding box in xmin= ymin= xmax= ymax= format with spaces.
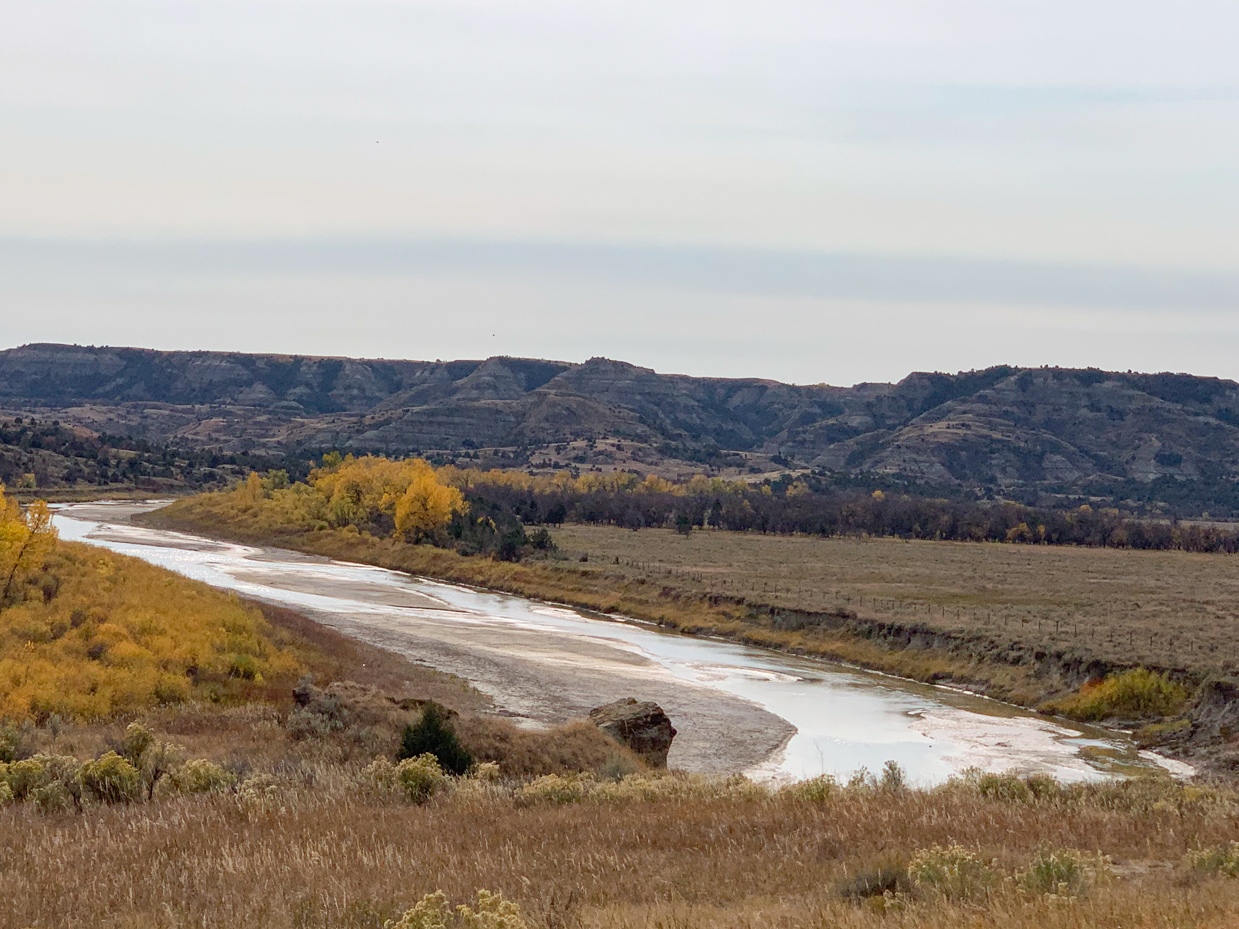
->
xmin=53 ymin=503 xmax=1189 ymax=783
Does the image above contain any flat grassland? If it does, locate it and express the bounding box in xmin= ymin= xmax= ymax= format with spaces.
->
xmin=552 ymin=525 xmax=1239 ymax=673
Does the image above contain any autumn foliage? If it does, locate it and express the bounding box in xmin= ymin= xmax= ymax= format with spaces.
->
xmin=0 ymin=531 xmax=303 ymax=722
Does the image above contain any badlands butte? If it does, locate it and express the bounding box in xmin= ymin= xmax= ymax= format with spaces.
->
xmin=5 ymin=341 xmax=1239 ymax=513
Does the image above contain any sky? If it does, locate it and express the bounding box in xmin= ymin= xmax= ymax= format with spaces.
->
xmin=2 ymin=0 xmax=1238 ymax=386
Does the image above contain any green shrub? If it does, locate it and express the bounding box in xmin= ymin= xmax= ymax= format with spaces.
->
xmin=1020 ymin=848 xmax=1106 ymax=898
xmin=513 ymin=773 xmax=590 ymax=807
xmin=968 ymin=769 xmax=1036 ymax=802
xmin=398 ymin=705 xmax=472 ymax=776
xmin=119 ymin=722 xmax=155 ymax=766
xmin=77 ymin=751 xmax=142 ymax=804
xmin=0 ymin=780 xmax=11 ymax=805
xmin=170 ymin=759 xmax=237 ymax=795
xmin=1188 ymin=841 xmax=1239 ymax=877
xmin=395 ymin=753 xmax=447 ymax=804
xmin=908 ymin=844 xmax=995 ymax=901
xmin=0 ymin=724 xmax=25 ymax=763
xmin=4 ymin=753 xmax=81 ymax=808
xmin=780 ymin=774 xmax=836 ymax=803
xmin=879 ymin=760 xmax=908 ymax=792
xmin=387 ymin=890 xmax=528 ymax=929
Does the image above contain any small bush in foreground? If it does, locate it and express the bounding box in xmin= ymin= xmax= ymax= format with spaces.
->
xmin=363 ymin=754 xmax=449 ymax=803
xmin=908 ymin=844 xmax=995 ymax=902
xmin=513 ymin=773 xmax=589 ymax=807
xmin=780 ymin=774 xmax=836 ymax=803
xmin=1020 ymin=848 xmax=1108 ymax=898
xmin=399 ymin=705 xmax=472 ymax=776
xmin=169 ymin=759 xmax=237 ymax=795
xmin=3 ymin=753 xmax=82 ymax=809
xmin=386 ymin=890 xmax=527 ymax=929
xmin=77 ymin=751 xmax=142 ymax=804
xmin=1189 ymin=841 xmax=1239 ymax=878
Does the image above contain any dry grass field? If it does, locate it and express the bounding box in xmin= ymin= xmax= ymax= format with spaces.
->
xmin=7 ymin=767 xmax=1239 ymax=929
xmin=551 ymin=526 xmax=1239 ymax=673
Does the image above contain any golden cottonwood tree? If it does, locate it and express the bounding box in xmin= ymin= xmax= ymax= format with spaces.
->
xmin=0 ymin=483 xmax=57 ymax=605
xmin=395 ymin=465 xmax=466 ymax=541
xmin=310 ymin=455 xmax=466 ymax=538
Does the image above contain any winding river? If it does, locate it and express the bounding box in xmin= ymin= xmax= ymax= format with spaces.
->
xmin=53 ymin=502 xmax=1188 ymax=783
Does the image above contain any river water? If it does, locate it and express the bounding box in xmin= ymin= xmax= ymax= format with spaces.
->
xmin=53 ymin=503 xmax=1188 ymax=784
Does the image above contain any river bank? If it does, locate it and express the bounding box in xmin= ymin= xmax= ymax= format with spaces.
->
xmin=140 ymin=499 xmax=1229 ymax=767
xmin=45 ymin=501 xmax=1187 ymax=781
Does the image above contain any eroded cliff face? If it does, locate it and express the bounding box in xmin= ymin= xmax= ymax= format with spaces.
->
xmin=6 ymin=343 xmax=1239 ymax=498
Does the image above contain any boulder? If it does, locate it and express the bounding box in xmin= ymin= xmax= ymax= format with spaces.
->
xmin=588 ymin=698 xmax=677 ymax=768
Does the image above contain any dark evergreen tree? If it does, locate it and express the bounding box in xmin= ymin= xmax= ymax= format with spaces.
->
xmin=397 ymin=704 xmax=472 ymax=775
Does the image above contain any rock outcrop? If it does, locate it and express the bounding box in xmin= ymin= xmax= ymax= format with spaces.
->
xmin=588 ymin=698 xmax=677 ymax=768
xmin=9 ymin=343 xmax=1239 ymax=499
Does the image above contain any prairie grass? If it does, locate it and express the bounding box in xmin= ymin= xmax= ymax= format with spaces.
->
xmin=4 ymin=766 xmax=1239 ymax=928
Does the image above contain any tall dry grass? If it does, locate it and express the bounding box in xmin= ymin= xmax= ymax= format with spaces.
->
xmin=4 ymin=768 xmax=1239 ymax=928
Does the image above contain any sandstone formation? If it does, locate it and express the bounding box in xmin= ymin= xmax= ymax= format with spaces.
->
xmin=588 ymin=698 xmax=677 ymax=768
xmin=6 ymin=343 xmax=1239 ymax=500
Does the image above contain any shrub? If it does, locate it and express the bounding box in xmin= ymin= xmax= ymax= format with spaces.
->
xmin=879 ymin=760 xmax=908 ymax=792
xmin=780 ymin=774 xmax=836 ymax=804
xmin=362 ymin=756 xmax=400 ymax=793
xmin=908 ymin=844 xmax=995 ymax=901
xmin=286 ymin=707 xmax=341 ymax=741
xmin=237 ymin=773 xmax=287 ymax=809
xmin=395 ymin=754 xmax=447 ymax=804
xmin=387 ymin=890 xmax=528 ymax=929
xmin=0 ymin=779 xmax=11 ymax=805
xmin=170 ymin=759 xmax=237 ymax=795
xmin=1045 ymin=669 xmax=1188 ymax=721
xmin=1020 ymin=848 xmax=1107 ymax=898
xmin=119 ymin=722 xmax=155 ymax=766
xmin=399 ymin=705 xmax=472 ymax=776
xmin=4 ymin=753 xmax=81 ymax=808
xmin=513 ymin=773 xmax=590 ymax=807
xmin=0 ymin=723 xmax=26 ymax=763
xmin=77 ymin=751 xmax=142 ymax=804
xmin=1188 ymin=841 xmax=1239 ymax=877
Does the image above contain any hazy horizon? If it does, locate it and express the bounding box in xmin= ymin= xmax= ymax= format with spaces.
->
xmin=4 ymin=1 xmax=1238 ymax=385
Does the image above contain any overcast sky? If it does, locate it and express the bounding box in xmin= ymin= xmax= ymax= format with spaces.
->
xmin=3 ymin=1 xmax=1238 ymax=385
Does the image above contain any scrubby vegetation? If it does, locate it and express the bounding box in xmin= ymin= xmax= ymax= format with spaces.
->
xmin=1042 ymin=668 xmax=1189 ymax=721
xmin=0 ymin=415 xmax=287 ymax=499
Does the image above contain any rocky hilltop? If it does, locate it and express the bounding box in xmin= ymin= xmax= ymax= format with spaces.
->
xmin=5 ymin=343 xmax=1239 ymax=507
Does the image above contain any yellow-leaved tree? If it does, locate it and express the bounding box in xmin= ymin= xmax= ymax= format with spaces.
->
xmin=310 ymin=454 xmax=466 ymax=539
xmin=0 ymin=483 xmax=57 ymax=606
xmin=394 ymin=461 xmax=467 ymax=541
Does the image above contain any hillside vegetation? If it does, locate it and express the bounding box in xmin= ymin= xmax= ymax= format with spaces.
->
xmin=0 ymin=483 xmax=304 ymax=721
xmin=0 ymin=414 xmax=283 ymax=500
